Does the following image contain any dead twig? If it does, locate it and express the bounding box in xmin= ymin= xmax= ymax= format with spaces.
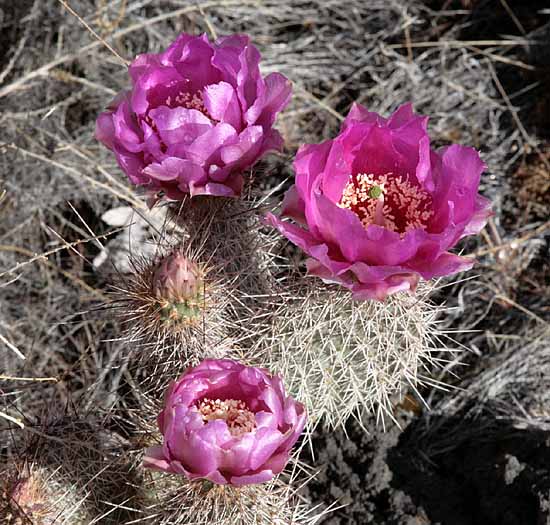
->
xmin=472 ymin=220 xmax=550 ymax=258
xmin=57 ymin=0 xmax=129 ymax=65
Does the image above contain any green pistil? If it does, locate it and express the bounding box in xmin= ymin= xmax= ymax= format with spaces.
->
xmin=368 ymin=185 xmax=383 ymax=199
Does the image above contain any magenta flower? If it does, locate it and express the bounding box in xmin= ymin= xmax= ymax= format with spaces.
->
xmin=95 ymin=34 xmax=291 ymax=199
xmin=266 ymin=103 xmax=492 ymax=301
xmin=143 ymin=359 xmax=306 ymax=486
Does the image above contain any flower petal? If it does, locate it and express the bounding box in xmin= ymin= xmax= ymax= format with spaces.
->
xmin=203 ymin=81 xmax=242 ymax=131
xmin=185 ymin=123 xmax=239 ymax=165
xmin=142 ymin=446 xmax=171 ymax=473
xmin=171 ymin=34 xmax=223 ymax=91
xmin=258 ymin=72 xmax=292 ymax=127
xmin=95 ymin=112 xmax=116 ymax=150
xmin=150 ymin=106 xmax=212 ymax=146
xmin=230 ymin=470 xmax=276 ymax=486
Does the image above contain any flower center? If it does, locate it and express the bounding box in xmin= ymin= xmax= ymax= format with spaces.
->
xmin=338 ymin=172 xmax=434 ymax=235
xmin=198 ymin=398 xmax=256 ymax=438
xmin=143 ymin=90 xmax=212 ymax=134
xmin=165 ymin=90 xmax=210 ymax=117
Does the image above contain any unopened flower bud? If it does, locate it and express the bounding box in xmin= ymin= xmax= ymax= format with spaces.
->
xmin=153 ymin=253 xmax=204 ymax=324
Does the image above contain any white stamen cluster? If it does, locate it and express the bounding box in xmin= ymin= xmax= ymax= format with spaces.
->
xmin=339 ymin=172 xmax=434 ymax=235
xmin=198 ymin=398 xmax=256 ymax=437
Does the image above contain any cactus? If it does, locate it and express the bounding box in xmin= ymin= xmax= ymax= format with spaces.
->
xmin=137 ymin=466 xmax=330 ymax=525
xmin=1 ymin=463 xmax=92 ymax=525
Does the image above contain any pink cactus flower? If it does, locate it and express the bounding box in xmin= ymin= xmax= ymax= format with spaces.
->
xmin=266 ymin=103 xmax=492 ymax=301
xmin=143 ymin=359 xmax=306 ymax=486
xmin=96 ymin=34 xmax=291 ymax=200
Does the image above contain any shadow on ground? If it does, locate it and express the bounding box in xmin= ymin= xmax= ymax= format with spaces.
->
xmin=389 ymin=415 xmax=550 ymax=525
